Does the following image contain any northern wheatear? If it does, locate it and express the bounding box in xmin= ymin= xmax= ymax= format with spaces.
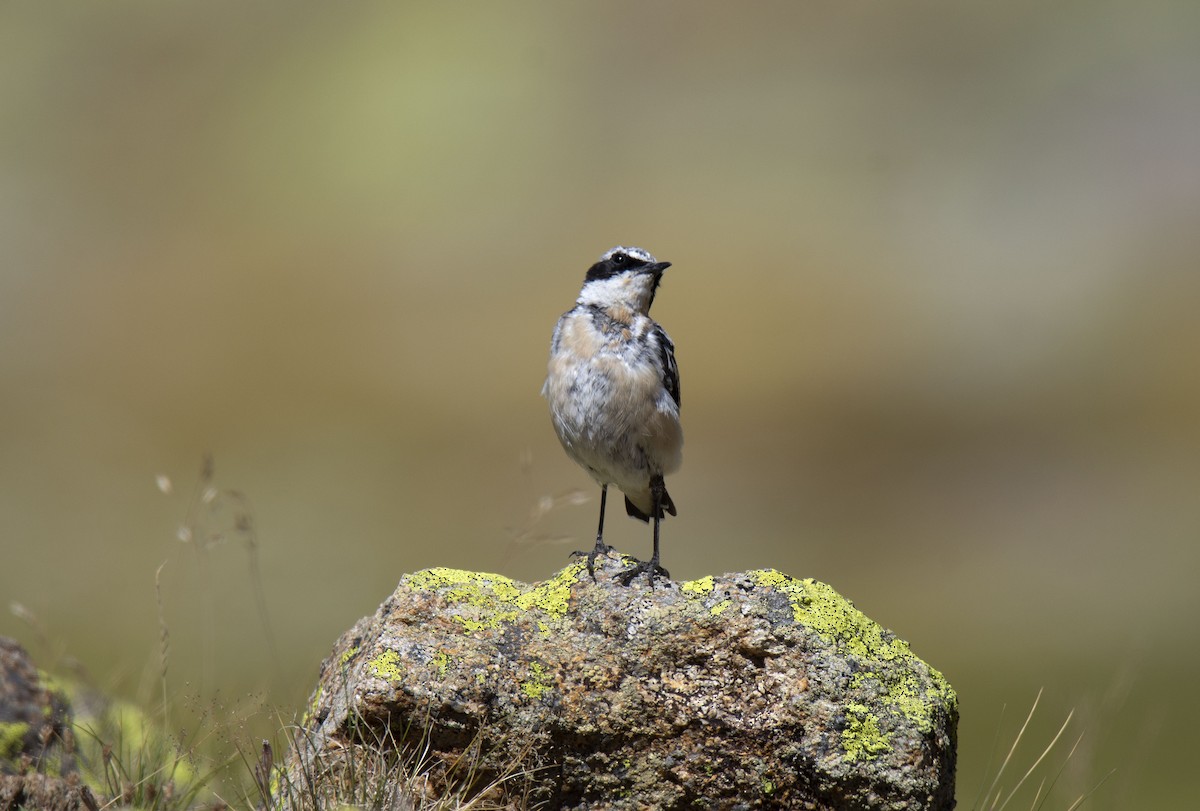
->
xmin=543 ymin=246 xmax=682 ymax=586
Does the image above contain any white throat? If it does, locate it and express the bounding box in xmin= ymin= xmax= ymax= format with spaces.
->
xmin=577 ymin=273 xmax=656 ymax=314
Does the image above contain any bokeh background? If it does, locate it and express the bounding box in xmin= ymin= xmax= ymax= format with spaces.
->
xmin=3 ymin=1 xmax=1198 ymax=806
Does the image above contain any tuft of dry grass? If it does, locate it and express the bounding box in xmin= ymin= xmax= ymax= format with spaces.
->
xmin=253 ymin=711 xmax=541 ymax=811
xmin=971 ymin=688 xmax=1115 ymax=811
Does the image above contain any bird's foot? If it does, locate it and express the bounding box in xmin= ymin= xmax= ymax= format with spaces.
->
xmin=571 ymin=542 xmax=615 ymax=581
xmin=615 ymin=558 xmax=671 ymax=588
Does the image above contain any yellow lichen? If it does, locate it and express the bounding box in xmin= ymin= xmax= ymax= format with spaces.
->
xmin=515 ymin=566 xmax=582 ymax=617
xmin=709 ymin=599 xmax=733 ymax=616
xmin=750 ymin=569 xmax=956 ymax=742
xmin=751 ymin=569 xmax=908 ymax=659
xmin=369 ymin=650 xmax=404 ymax=682
xmin=842 ymin=703 xmax=892 ymax=762
xmin=682 ymin=575 xmax=733 ymax=616
xmin=522 ymin=662 xmax=553 ymax=700
xmin=403 ymin=566 xmax=584 ymax=636
xmin=430 ymin=651 xmax=452 ymax=678
xmin=0 ymin=722 xmax=29 ymax=759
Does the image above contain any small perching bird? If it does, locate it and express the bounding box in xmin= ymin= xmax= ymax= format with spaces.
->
xmin=543 ymin=246 xmax=682 ymax=586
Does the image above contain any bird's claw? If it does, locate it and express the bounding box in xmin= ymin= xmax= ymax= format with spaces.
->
xmin=615 ymin=559 xmax=671 ymax=588
xmin=571 ymin=543 xmax=615 ymax=581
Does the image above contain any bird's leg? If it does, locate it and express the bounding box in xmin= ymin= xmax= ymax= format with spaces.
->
xmin=649 ymin=481 xmax=666 ymax=574
xmin=572 ymin=484 xmax=614 ymax=580
xmin=617 ymin=476 xmax=671 ymax=587
xmin=595 ymin=483 xmax=610 ymax=550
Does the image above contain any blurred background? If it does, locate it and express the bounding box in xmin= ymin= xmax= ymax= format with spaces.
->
xmin=2 ymin=1 xmax=1197 ymax=806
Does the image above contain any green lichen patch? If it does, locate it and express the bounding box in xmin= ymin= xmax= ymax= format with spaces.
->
xmin=515 ymin=566 xmax=582 ymax=618
xmin=710 ymin=599 xmax=733 ymax=616
xmin=849 ymin=669 xmax=951 ymax=734
xmin=521 ymin=662 xmax=553 ymax=700
xmin=403 ymin=565 xmax=585 ymax=635
xmin=841 ymin=703 xmax=892 ymax=762
xmin=406 ymin=568 xmax=522 ymax=605
xmin=750 ymin=569 xmax=956 ymax=743
xmin=751 ymin=570 xmax=899 ymax=659
xmin=683 ymin=575 xmax=735 ymax=617
xmin=430 ymin=651 xmax=452 ymax=678
xmin=369 ymin=649 xmax=405 ymax=682
xmin=0 ymin=721 xmax=30 ymax=759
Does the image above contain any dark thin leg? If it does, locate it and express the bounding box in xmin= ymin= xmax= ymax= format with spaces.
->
xmin=572 ymin=484 xmax=614 ymax=580
xmin=617 ymin=476 xmax=671 ymax=587
xmin=596 ymin=483 xmax=609 ymax=546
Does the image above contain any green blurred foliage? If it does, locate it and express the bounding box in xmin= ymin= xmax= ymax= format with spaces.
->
xmin=1 ymin=1 xmax=1198 ymax=806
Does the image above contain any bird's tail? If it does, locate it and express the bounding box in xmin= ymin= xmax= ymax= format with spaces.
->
xmin=624 ymin=488 xmax=677 ymax=522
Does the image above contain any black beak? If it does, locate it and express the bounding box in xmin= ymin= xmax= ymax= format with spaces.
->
xmin=646 ymin=261 xmax=671 ymax=274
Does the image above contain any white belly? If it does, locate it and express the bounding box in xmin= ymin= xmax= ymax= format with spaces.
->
xmin=544 ymin=317 xmax=682 ymax=505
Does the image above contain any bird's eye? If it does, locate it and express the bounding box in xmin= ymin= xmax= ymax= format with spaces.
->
xmin=611 ymin=252 xmax=627 ymax=265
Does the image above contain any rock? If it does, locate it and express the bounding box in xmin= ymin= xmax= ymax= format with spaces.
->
xmin=0 ymin=638 xmax=99 ymax=811
xmin=0 ymin=773 xmax=98 ymax=811
xmin=0 ymin=637 xmax=74 ymax=776
xmin=282 ymin=558 xmax=958 ymax=810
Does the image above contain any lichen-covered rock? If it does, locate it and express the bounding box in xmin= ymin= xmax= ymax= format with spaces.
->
xmin=283 ymin=558 xmax=957 ymax=810
xmin=0 ymin=638 xmax=100 ymax=811
xmin=0 ymin=637 xmax=74 ymax=776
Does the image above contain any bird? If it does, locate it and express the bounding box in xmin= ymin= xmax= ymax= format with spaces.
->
xmin=542 ymin=245 xmax=682 ymax=586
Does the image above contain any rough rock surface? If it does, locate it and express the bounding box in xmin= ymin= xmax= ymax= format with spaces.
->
xmin=0 ymin=638 xmax=99 ymax=811
xmin=0 ymin=773 xmax=98 ymax=811
xmin=283 ymin=557 xmax=957 ymax=810
xmin=0 ymin=637 xmax=74 ymax=776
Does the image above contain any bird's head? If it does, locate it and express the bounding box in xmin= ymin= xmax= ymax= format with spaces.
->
xmin=577 ymin=246 xmax=671 ymax=314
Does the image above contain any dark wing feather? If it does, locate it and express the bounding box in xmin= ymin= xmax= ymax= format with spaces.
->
xmin=653 ymin=325 xmax=680 ymax=409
